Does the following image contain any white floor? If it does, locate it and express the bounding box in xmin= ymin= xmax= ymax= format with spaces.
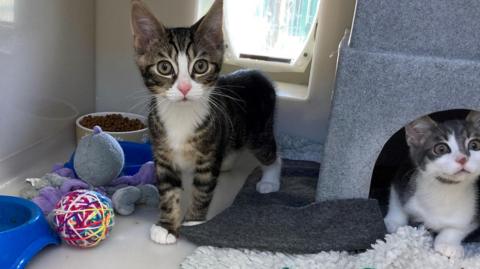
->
xmin=0 ymin=146 xmax=259 ymax=269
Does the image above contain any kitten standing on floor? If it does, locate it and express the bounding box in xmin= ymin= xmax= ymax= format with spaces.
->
xmin=130 ymin=0 xmax=281 ymax=244
xmin=384 ymin=111 xmax=480 ymax=258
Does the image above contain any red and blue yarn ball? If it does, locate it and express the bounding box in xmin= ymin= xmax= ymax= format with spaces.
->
xmin=53 ymin=190 xmax=115 ymax=248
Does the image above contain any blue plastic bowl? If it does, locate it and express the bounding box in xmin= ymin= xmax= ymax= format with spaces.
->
xmin=0 ymin=196 xmax=60 ymax=269
xmin=65 ymin=141 xmax=153 ymax=176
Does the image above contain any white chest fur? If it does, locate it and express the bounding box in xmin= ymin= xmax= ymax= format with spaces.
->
xmin=405 ymin=176 xmax=477 ymax=231
xmin=156 ymin=99 xmax=210 ymax=171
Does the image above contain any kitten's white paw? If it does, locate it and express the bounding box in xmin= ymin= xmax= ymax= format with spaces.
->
xmin=182 ymin=221 xmax=206 ymax=227
xmin=256 ymin=181 xmax=280 ymax=194
xmin=384 ymin=218 xmax=404 ymax=234
xmin=150 ymin=224 xmax=177 ymax=245
xmin=257 ymin=157 xmax=282 ymax=194
xmin=434 ymin=242 xmax=464 ymax=258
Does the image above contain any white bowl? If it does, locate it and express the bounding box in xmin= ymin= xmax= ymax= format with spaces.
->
xmin=75 ymin=112 xmax=149 ymax=144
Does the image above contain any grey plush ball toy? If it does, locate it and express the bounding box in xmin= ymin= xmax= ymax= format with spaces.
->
xmin=74 ymin=126 xmax=125 ymax=186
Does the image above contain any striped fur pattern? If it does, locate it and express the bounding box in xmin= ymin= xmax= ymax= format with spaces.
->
xmin=131 ymin=0 xmax=280 ymax=243
xmin=384 ymin=111 xmax=480 ymax=258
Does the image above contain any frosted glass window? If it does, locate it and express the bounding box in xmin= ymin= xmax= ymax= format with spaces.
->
xmin=199 ymin=0 xmax=320 ymax=71
xmin=0 ymin=0 xmax=14 ymax=23
xmin=225 ymin=0 xmax=319 ymax=64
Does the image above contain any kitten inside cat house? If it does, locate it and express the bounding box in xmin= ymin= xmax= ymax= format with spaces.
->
xmin=370 ymin=109 xmax=474 ymax=208
xmin=371 ymin=109 xmax=480 ymax=258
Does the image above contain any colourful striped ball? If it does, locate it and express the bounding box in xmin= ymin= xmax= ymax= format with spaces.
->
xmin=53 ymin=190 xmax=115 ymax=248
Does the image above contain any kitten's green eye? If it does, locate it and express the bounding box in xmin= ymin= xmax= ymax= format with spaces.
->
xmin=193 ymin=60 xmax=209 ymax=74
xmin=468 ymin=139 xmax=480 ymax=151
xmin=433 ymin=143 xmax=450 ymax=155
xmin=157 ymin=61 xmax=173 ymax=75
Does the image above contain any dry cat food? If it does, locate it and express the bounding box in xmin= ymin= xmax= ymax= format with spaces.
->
xmin=80 ymin=114 xmax=146 ymax=132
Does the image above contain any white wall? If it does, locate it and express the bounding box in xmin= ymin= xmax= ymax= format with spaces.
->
xmin=0 ymin=0 xmax=95 ymax=180
xmin=96 ymin=0 xmax=356 ymax=142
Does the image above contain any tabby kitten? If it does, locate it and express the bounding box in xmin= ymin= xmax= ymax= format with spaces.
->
xmin=131 ymin=0 xmax=281 ymax=244
xmin=384 ymin=111 xmax=480 ymax=258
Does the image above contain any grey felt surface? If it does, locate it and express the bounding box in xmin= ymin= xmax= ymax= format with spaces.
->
xmin=350 ymin=0 xmax=480 ymax=61
xmin=317 ymin=0 xmax=480 ymax=201
xmin=180 ymin=160 xmax=386 ymax=254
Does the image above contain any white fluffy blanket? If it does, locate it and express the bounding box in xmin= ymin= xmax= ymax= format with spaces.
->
xmin=181 ymin=226 xmax=480 ymax=269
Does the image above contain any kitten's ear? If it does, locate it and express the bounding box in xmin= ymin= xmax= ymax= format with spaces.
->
xmin=466 ymin=110 xmax=480 ymax=128
xmin=405 ymin=116 xmax=436 ymax=146
xmin=193 ymin=0 xmax=224 ymax=51
xmin=131 ymin=0 xmax=166 ymax=54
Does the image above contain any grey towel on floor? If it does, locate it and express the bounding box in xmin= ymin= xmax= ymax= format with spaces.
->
xmin=180 ymin=160 xmax=387 ymax=254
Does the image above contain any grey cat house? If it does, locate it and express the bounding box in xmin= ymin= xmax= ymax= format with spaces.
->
xmin=316 ymin=0 xmax=480 ymax=201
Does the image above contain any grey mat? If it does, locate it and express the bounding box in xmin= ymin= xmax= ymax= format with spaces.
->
xmin=180 ymin=160 xmax=387 ymax=254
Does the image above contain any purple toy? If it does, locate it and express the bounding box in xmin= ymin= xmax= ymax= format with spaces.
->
xmin=23 ymin=129 xmax=158 ymax=216
xmin=111 ymin=161 xmax=155 ymax=186
xmin=29 ymin=162 xmax=157 ymax=215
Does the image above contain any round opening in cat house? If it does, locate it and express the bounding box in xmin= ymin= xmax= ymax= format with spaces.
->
xmin=369 ymin=109 xmax=474 ymax=215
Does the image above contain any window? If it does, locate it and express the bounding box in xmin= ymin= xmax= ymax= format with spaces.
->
xmin=198 ymin=0 xmax=320 ymax=73
xmin=0 ymin=0 xmax=14 ymax=24
xmin=0 ymin=0 xmax=14 ymax=54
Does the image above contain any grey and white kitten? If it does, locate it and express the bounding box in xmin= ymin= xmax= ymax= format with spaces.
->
xmin=131 ymin=0 xmax=281 ymax=244
xmin=384 ymin=111 xmax=480 ymax=258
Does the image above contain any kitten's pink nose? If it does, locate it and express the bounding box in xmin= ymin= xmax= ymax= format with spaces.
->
xmin=177 ymin=81 xmax=192 ymax=96
xmin=456 ymin=156 xmax=468 ymax=165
